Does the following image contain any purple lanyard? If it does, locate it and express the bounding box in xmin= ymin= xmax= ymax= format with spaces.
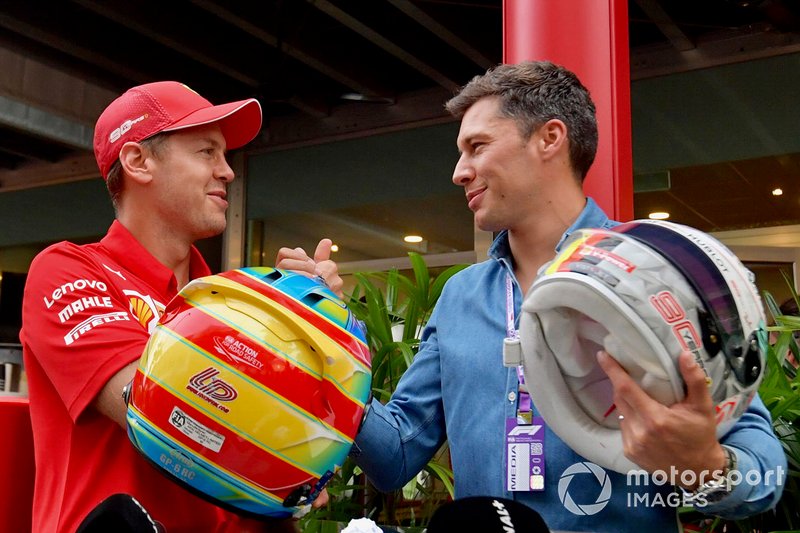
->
xmin=505 ymin=273 xmax=531 ymax=415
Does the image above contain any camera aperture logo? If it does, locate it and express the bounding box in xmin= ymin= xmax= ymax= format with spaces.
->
xmin=558 ymin=461 xmax=613 ymax=515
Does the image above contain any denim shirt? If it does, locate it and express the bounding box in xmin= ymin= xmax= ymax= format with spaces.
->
xmin=352 ymin=198 xmax=784 ymax=532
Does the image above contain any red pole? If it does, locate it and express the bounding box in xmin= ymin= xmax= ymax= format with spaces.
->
xmin=503 ymin=0 xmax=633 ymax=221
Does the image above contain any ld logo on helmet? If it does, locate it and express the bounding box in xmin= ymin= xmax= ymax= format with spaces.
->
xmin=558 ymin=462 xmax=612 ymax=515
xmin=186 ymin=367 xmax=238 ymax=413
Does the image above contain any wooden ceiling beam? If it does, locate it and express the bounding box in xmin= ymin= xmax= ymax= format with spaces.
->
xmin=0 ymin=151 xmax=24 ymax=170
xmin=307 ymin=0 xmax=461 ymax=92
xmin=0 ymin=135 xmax=66 ymax=163
xmin=0 ymin=152 xmax=99 ymax=191
xmin=0 ymin=12 xmax=150 ymax=84
xmin=189 ymin=0 xmax=388 ymax=98
xmin=0 ymin=95 xmax=93 ymax=151
xmin=631 ymin=24 xmax=800 ymax=80
xmin=71 ymin=0 xmax=260 ymax=88
xmin=387 ymin=0 xmax=494 ymax=69
xmin=633 ymin=0 xmax=695 ymax=52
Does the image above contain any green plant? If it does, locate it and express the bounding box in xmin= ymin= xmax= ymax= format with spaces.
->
xmin=731 ymin=283 xmax=800 ymax=532
xmin=300 ymin=253 xmax=467 ymax=531
xmin=681 ymin=272 xmax=800 ymax=533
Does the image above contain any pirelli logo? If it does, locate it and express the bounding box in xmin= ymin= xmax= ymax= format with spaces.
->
xmin=64 ymin=311 xmax=130 ymax=345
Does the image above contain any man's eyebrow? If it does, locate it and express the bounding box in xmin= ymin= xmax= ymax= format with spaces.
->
xmin=457 ymin=132 xmax=473 ymax=145
xmin=198 ymin=137 xmax=226 ymax=150
xmin=457 ymin=132 xmax=485 ymax=149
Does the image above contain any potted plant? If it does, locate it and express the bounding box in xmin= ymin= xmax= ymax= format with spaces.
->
xmin=682 ymin=272 xmax=800 ymax=532
xmin=300 ymin=253 xmax=467 ymax=531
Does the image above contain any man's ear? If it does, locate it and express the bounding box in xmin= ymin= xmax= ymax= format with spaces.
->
xmin=536 ymin=119 xmax=568 ymax=161
xmin=118 ymin=141 xmax=154 ymax=185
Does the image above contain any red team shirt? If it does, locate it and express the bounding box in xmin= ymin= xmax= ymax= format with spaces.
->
xmin=21 ymin=221 xmax=257 ymax=532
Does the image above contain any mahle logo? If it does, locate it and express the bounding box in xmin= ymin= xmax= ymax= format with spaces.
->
xmin=558 ymin=461 xmax=612 ymax=515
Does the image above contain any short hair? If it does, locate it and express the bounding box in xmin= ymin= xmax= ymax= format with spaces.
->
xmin=445 ymin=61 xmax=598 ymax=181
xmin=105 ymin=133 xmax=169 ymax=210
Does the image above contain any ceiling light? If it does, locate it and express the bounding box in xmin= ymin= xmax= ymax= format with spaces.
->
xmin=772 ymin=188 xmax=783 ymax=196
xmin=648 ymin=211 xmax=670 ymax=220
xmin=404 ymin=235 xmax=424 ymax=243
xmin=330 ymin=244 xmax=339 ymax=252
xmin=340 ymin=92 xmax=396 ymax=104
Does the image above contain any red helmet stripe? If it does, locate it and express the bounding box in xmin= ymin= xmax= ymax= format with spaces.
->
xmin=132 ymin=371 xmax=340 ymax=496
xmin=156 ymin=310 xmax=365 ymax=438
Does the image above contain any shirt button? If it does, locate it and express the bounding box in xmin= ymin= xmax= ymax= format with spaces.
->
xmin=508 ymin=391 xmax=516 ymax=402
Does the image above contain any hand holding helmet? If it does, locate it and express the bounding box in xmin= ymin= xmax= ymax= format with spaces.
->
xmin=275 ymin=239 xmax=344 ymax=298
xmin=596 ymin=349 xmax=727 ymax=480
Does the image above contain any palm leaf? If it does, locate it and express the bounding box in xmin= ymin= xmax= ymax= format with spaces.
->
xmin=305 ymin=253 xmax=467 ymax=529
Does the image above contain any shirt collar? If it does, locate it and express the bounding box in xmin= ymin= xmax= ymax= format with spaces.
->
xmin=488 ymin=197 xmax=611 ymax=263
xmin=555 ymin=197 xmax=613 ymax=250
xmin=100 ymin=220 xmax=212 ymax=298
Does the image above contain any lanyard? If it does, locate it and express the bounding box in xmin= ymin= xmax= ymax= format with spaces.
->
xmin=503 ymin=274 xmax=545 ymax=493
xmin=505 ymin=273 xmax=531 ymax=417
xmin=505 ymin=273 xmax=518 ymax=340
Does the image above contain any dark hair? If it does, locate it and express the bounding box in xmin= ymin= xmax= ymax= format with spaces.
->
xmin=105 ymin=133 xmax=169 ymax=210
xmin=446 ymin=61 xmax=598 ymax=181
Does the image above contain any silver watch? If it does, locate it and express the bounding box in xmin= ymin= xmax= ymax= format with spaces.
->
xmin=122 ymin=380 xmax=133 ymax=405
xmin=686 ymin=446 xmax=738 ymax=504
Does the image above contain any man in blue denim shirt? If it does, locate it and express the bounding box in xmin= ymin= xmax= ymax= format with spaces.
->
xmin=350 ymin=61 xmax=785 ymax=532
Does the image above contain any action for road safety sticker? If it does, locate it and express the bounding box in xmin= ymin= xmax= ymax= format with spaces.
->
xmin=169 ymin=406 xmax=225 ymax=453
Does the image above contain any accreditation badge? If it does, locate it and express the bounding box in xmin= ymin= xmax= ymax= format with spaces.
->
xmin=505 ymin=417 xmax=545 ymax=491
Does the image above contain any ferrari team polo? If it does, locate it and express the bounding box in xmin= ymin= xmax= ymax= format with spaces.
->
xmin=21 ymin=220 xmax=256 ymax=533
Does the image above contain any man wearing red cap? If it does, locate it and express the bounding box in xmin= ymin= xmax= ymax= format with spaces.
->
xmin=21 ymin=82 xmax=336 ymax=532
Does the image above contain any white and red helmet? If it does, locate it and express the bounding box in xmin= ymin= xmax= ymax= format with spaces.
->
xmin=519 ymin=220 xmax=766 ymax=473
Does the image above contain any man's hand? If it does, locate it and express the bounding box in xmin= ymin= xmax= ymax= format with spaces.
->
xmin=275 ymin=239 xmax=344 ymax=298
xmin=312 ymin=488 xmax=329 ymax=508
xmin=597 ymin=350 xmax=726 ymax=489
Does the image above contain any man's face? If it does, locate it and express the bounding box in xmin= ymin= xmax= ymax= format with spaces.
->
xmin=452 ymin=97 xmax=540 ymax=233
xmin=147 ymin=124 xmax=234 ymax=241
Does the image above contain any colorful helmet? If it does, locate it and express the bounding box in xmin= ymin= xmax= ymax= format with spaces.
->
xmin=518 ymin=220 xmax=766 ymax=473
xmin=125 ymin=267 xmax=372 ymax=518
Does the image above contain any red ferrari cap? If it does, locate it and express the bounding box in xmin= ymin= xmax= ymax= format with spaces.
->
xmin=93 ymin=81 xmax=262 ymax=179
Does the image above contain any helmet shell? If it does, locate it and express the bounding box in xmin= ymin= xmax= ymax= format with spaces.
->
xmin=126 ymin=267 xmax=372 ymax=518
xmin=519 ymin=220 xmax=766 ymax=473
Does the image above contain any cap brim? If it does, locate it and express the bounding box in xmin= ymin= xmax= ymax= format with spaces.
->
xmin=163 ymin=98 xmax=263 ymax=150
